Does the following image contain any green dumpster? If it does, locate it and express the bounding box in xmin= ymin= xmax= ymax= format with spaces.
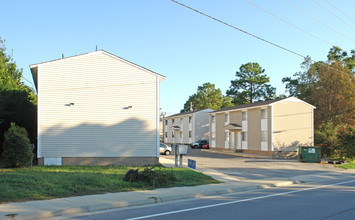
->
xmin=298 ymin=146 xmax=321 ymax=163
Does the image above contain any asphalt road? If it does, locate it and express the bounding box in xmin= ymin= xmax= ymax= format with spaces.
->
xmin=163 ymin=149 xmax=347 ymax=181
xmin=58 ymin=178 xmax=355 ymax=220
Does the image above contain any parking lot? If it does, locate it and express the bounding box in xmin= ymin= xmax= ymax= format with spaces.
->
xmin=160 ymin=148 xmax=352 ymax=181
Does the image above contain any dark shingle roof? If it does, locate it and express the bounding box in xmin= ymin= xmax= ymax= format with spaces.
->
xmin=166 ymin=109 xmax=211 ymax=118
xmin=212 ymin=97 xmax=289 ymax=113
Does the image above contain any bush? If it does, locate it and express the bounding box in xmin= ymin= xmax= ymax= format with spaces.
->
xmin=316 ymin=122 xmax=355 ymax=159
xmin=2 ymin=123 xmax=33 ymax=168
xmin=123 ymin=165 xmax=177 ymax=187
xmin=336 ymin=124 xmax=355 ymax=159
xmin=315 ymin=121 xmax=338 ymax=158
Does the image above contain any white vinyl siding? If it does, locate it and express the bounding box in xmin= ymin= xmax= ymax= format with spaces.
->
xmin=37 ymin=51 xmax=160 ymax=158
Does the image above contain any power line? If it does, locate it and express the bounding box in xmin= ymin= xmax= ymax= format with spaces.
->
xmin=170 ymin=0 xmax=306 ymax=59
xmin=312 ymin=0 xmax=355 ymax=29
xmin=245 ymin=0 xmax=334 ymax=47
xmin=21 ymin=76 xmax=35 ymax=90
xmin=326 ymin=0 xmax=355 ymax=23
xmin=286 ymin=0 xmax=355 ymax=43
xmin=169 ymin=0 xmax=352 ymax=76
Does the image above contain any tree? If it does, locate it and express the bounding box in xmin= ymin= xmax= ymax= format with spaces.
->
xmin=0 ymin=37 xmax=37 ymax=156
xmin=226 ymin=62 xmax=276 ymax=105
xmin=327 ymin=46 xmax=355 ymax=71
xmin=181 ymin=83 xmax=233 ymax=112
xmin=311 ymin=61 xmax=355 ymax=126
xmin=282 ymin=56 xmax=321 ymax=103
xmin=0 ymin=38 xmax=23 ymax=90
xmin=282 ymin=46 xmax=355 ymax=128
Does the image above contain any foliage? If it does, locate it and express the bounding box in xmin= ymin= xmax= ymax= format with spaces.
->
xmin=0 ymin=38 xmax=23 ymax=90
xmin=282 ymin=47 xmax=355 ymax=128
xmin=181 ymin=82 xmax=233 ymax=112
xmin=315 ymin=121 xmax=338 ymax=158
xmin=336 ymin=160 xmax=355 ymax=169
xmin=0 ymin=88 xmax=37 ymax=144
xmin=123 ymin=165 xmax=178 ymax=187
xmin=282 ymin=56 xmax=321 ymax=103
xmin=2 ymin=123 xmax=33 ymax=168
xmin=226 ymin=62 xmax=276 ymax=105
xmin=311 ymin=61 xmax=355 ymax=126
xmin=327 ymin=46 xmax=355 ymax=71
xmin=0 ymin=165 xmax=220 ymax=203
xmin=335 ymin=124 xmax=355 ymax=159
xmin=316 ymin=122 xmax=355 ymax=159
xmin=0 ymin=37 xmax=37 ymax=155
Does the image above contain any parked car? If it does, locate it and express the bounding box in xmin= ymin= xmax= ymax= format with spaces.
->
xmin=190 ymin=140 xmax=209 ymax=149
xmin=202 ymin=144 xmax=210 ymax=149
xmin=160 ymin=143 xmax=172 ymax=155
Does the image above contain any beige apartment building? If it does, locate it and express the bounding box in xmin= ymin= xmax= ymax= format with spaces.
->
xmin=30 ymin=50 xmax=165 ymax=166
xmin=164 ymin=109 xmax=213 ymax=145
xmin=210 ymin=97 xmax=315 ymax=158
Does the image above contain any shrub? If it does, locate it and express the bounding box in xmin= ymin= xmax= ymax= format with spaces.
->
xmin=315 ymin=121 xmax=338 ymax=158
xmin=123 ymin=165 xmax=177 ymax=187
xmin=336 ymin=124 xmax=355 ymax=159
xmin=316 ymin=121 xmax=355 ymax=159
xmin=2 ymin=123 xmax=33 ymax=168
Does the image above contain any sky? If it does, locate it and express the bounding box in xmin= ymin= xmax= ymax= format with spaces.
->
xmin=1 ymin=0 xmax=354 ymax=115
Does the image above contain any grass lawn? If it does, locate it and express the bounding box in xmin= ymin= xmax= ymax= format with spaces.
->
xmin=0 ymin=165 xmax=220 ymax=203
xmin=336 ymin=160 xmax=355 ymax=169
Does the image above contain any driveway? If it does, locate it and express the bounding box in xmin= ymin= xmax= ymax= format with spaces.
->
xmin=160 ymin=148 xmax=353 ymax=181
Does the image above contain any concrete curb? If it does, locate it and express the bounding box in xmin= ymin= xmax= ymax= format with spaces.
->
xmin=0 ymin=180 xmax=303 ymax=220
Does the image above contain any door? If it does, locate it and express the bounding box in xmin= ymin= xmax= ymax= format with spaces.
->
xmin=229 ymin=132 xmax=235 ymax=149
xmin=237 ymin=132 xmax=242 ymax=150
xmin=225 ymin=132 xmax=229 ymax=149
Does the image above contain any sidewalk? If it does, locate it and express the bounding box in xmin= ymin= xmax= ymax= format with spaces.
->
xmin=0 ymin=157 xmax=353 ymax=220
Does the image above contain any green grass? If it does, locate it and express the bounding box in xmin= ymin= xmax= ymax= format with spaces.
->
xmin=336 ymin=160 xmax=355 ymax=169
xmin=0 ymin=165 xmax=220 ymax=203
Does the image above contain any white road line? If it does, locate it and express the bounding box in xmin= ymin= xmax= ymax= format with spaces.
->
xmin=126 ymin=179 xmax=355 ymax=220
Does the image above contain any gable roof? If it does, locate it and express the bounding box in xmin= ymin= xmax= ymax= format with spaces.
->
xmin=29 ymin=50 xmax=166 ymax=90
xmin=165 ymin=108 xmax=213 ymax=118
xmin=212 ymin=97 xmax=315 ymax=113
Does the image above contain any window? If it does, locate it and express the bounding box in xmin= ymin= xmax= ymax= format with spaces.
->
xmin=225 ymin=114 xmax=229 ymax=123
xmin=172 ymin=132 xmax=175 ymax=138
xmin=225 ymin=132 xmax=229 ymax=140
xmin=242 ymin=111 xmax=247 ymax=121
xmin=261 ymin=109 xmax=267 ymax=119
xmin=165 ymin=132 xmax=167 ymax=138
xmin=189 ymin=116 xmax=192 ymax=123
xmin=189 ymin=131 xmax=192 ymax=138
xmin=261 ymin=131 xmax=267 ymax=142
xmin=211 ymin=115 xmax=215 ymax=123
xmin=212 ymin=132 xmax=216 ymax=139
xmin=180 ymin=132 xmax=183 ymax=138
xmin=172 ymin=119 xmax=175 ymax=124
xmin=242 ymin=132 xmax=247 ymax=141
xmin=180 ymin=118 xmax=183 ymax=124
xmin=165 ymin=120 xmax=168 ymax=125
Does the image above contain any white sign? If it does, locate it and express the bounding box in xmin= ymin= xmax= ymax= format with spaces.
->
xmin=308 ymin=148 xmax=315 ymax=154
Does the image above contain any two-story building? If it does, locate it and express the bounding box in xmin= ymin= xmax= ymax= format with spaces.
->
xmin=210 ymin=97 xmax=315 ymax=158
xmin=164 ymin=109 xmax=213 ymax=145
xmin=30 ymin=50 xmax=165 ymax=166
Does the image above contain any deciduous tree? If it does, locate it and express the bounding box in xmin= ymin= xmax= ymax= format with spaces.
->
xmin=0 ymin=37 xmax=37 ymax=156
xmin=181 ymin=83 xmax=233 ymax=112
xmin=311 ymin=61 xmax=355 ymax=126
